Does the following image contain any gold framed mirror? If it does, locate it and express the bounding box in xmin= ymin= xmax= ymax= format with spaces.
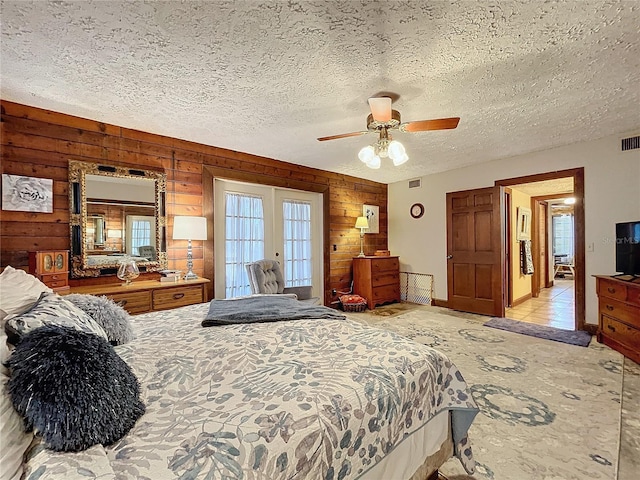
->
xmin=68 ymin=160 xmax=168 ymax=278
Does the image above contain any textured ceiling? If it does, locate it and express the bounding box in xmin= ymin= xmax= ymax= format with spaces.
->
xmin=511 ymin=177 xmax=574 ymax=197
xmin=1 ymin=1 xmax=639 ymax=184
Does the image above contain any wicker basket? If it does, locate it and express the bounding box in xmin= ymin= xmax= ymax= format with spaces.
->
xmin=339 ymin=294 xmax=367 ymax=312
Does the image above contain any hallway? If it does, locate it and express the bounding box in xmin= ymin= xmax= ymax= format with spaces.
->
xmin=505 ymin=278 xmax=575 ymax=330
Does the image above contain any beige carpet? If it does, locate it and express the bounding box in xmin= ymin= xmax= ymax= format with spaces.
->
xmin=347 ymin=304 xmax=625 ymax=480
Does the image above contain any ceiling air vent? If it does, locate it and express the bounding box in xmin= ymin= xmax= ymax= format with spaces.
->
xmin=621 ymin=135 xmax=640 ymax=152
xmin=408 ymin=178 xmax=421 ymax=189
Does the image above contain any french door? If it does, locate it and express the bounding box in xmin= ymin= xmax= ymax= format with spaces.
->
xmin=214 ymin=179 xmax=323 ymax=299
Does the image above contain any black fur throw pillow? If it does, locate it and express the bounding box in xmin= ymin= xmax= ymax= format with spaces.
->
xmin=65 ymin=294 xmax=135 ymax=345
xmin=7 ymin=324 xmax=145 ymax=452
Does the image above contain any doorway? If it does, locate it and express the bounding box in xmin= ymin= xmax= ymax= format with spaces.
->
xmin=496 ymin=168 xmax=586 ymax=332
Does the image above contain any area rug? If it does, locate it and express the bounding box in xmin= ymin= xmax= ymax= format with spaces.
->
xmin=484 ymin=317 xmax=592 ymax=347
xmin=363 ymin=301 xmax=422 ymax=318
xmin=347 ymin=305 xmax=623 ymax=480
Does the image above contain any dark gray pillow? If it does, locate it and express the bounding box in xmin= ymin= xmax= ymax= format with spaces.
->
xmin=65 ymin=294 xmax=135 ymax=345
xmin=7 ymin=324 xmax=145 ymax=452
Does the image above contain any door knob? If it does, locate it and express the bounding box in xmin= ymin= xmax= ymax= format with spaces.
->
xmin=447 ymin=255 xmax=453 ymax=259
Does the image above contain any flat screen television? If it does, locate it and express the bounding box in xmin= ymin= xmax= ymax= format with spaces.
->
xmin=616 ymin=221 xmax=640 ymax=276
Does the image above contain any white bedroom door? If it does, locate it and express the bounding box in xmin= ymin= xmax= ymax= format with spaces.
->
xmin=214 ymin=179 xmax=323 ymax=299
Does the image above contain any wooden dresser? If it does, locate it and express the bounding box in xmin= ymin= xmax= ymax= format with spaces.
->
xmin=29 ymin=250 xmax=70 ymax=291
xmin=595 ymin=275 xmax=640 ymax=364
xmin=353 ymin=256 xmax=401 ymax=310
xmin=63 ymin=278 xmax=210 ymax=315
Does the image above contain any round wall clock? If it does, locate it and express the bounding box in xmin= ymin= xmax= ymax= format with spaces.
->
xmin=410 ymin=203 xmax=425 ymax=219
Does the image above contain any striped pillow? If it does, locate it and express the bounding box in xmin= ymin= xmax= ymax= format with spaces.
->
xmin=4 ymin=292 xmax=108 ymax=345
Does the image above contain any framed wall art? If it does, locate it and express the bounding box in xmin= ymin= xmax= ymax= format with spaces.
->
xmin=2 ymin=174 xmax=53 ymax=213
xmin=363 ymin=204 xmax=379 ymax=234
xmin=516 ymin=206 xmax=532 ymax=240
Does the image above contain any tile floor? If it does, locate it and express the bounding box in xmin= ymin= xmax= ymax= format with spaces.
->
xmin=506 ymin=277 xmax=575 ymax=330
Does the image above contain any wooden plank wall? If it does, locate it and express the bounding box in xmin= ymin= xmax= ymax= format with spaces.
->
xmin=0 ymin=100 xmax=388 ymax=304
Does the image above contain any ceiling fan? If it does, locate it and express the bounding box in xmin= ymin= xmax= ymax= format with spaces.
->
xmin=317 ymin=97 xmax=460 ymax=168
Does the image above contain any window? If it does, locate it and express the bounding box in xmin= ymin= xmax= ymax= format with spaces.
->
xmin=125 ymin=215 xmax=154 ymax=256
xmin=552 ymin=214 xmax=574 ymax=258
xmin=282 ymin=200 xmax=312 ymax=287
xmin=224 ymin=192 xmax=264 ymax=298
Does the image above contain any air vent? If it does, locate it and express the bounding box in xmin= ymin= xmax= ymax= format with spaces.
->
xmin=621 ymin=136 xmax=640 ymax=151
xmin=408 ymin=178 xmax=421 ymax=189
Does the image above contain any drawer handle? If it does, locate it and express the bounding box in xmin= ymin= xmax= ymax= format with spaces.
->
xmin=607 ymin=287 xmax=616 ymax=294
xmin=605 ymin=305 xmax=614 ymax=311
xmin=51 ymin=275 xmax=59 ymax=280
xmin=607 ymin=324 xmax=616 ymax=332
xmin=173 ymin=293 xmax=185 ymax=300
xmin=117 ymin=300 xmax=128 ymax=307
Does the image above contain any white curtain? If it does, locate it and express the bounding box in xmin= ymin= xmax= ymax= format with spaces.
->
xmin=225 ymin=192 xmax=264 ymax=298
xmin=126 ymin=215 xmax=154 ymax=256
xmin=282 ymin=200 xmax=312 ymax=287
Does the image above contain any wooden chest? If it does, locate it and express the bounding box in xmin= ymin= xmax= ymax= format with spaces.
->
xmin=29 ymin=250 xmax=70 ymax=291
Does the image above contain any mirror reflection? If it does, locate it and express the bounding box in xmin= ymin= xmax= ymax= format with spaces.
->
xmin=68 ymin=161 xmax=167 ymax=278
xmin=84 ymin=175 xmax=156 ymax=267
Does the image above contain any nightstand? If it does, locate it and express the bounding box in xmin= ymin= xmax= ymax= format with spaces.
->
xmin=353 ymin=256 xmax=400 ymax=310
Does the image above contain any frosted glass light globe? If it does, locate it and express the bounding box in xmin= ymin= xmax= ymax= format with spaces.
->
xmin=358 ymin=145 xmax=375 ymax=163
xmin=366 ymin=155 xmax=381 ymax=169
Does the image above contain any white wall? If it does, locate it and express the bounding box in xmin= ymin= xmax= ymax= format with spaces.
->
xmin=388 ymin=132 xmax=640 ymax=325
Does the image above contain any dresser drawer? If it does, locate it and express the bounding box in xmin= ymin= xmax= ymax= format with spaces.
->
xmin=597 ymin=279 xmax=627 ymax=302
xmin=40 ymin=272 xmax=68 ymax=284
xmin=108 ymin=291 xmax=152 ymax=315
xmin=372 ymin=284 xmax=400 ymax=303
xmin=153 ymin=285 xmax=204 ymax=311
xmin=371 ymin=257 xmax=399 ymax=273
xmin=601 ymin=315 xmax=640 ymax=352
xmin=372 ymin=272 xmax=399 ymax=287
xmin=46 ymin=279 xmax=69 ymax=290
xmin=599 ymin=298 xmax=640 ymax=329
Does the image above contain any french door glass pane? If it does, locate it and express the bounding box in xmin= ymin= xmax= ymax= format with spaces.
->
xmin=282 ymin=200 xmax=312 ymax=287
xmin=225 ymin=193 xmax=264 ymax=298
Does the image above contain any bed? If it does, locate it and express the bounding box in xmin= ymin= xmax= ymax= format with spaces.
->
xmin=86 ymin=254 xmax=149 ymax=267
xmin=1 ymin=275 xmax=478 ymax=480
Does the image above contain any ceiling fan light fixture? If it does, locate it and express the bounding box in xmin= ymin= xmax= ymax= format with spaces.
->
xmin=392 ymin=152 xmax=409 ymax=166
xmin=388 ymin=140 xmax=405 ymax=158
xmin=365 ymin=155 xmax=381 ymax=169
xmin=358 ymin=145 xmax=375 ymax=163
xmin=367 ymin=97 xmax=392 ymax=122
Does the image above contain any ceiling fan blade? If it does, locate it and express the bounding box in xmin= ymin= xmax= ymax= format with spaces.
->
xmin=400 ymin=117 xmax=460 ymax=133
xmin=368 ymin=97 xmax=392 ymax=122
xmin=317 ymin=131 xmax=368 ymax=142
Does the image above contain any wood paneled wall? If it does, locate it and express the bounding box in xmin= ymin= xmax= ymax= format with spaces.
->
xmin=0 ymin=100 xmax=388 ymax=304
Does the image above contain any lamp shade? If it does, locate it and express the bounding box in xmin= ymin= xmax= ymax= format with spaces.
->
xmin=355 ymin=216 xmax=369 ymax=230
xmin=172 ymin=216 xmax=207 ymax=240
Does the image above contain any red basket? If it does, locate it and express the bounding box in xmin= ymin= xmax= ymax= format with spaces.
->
xmin=340 ymin=294 xmax=367 ymax=312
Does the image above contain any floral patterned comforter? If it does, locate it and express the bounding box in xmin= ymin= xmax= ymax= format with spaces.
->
xmin=23 ymin=302 xmax=478 ymax=480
